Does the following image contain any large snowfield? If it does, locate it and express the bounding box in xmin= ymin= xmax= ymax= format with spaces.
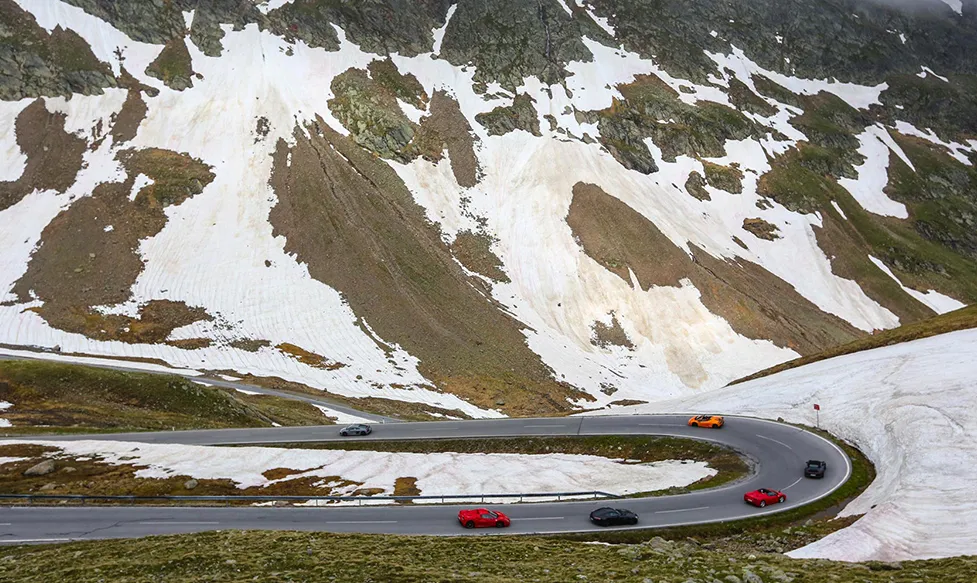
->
xmin=0 ymin=440 xmax=713 ymax=502
xmin=598 ymin=329 xmax=977 ymax=562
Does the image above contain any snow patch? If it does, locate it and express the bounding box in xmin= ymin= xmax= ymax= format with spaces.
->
xmin=256 ymin=0 xmax=296 ymax=15
xmin=830 ymin=200 xmax=847 ymax=220
xmin=838 ymin=126 xmax=910 ymax=219
xmin=9 ymin=440 xmax=716 ymax=500
xmin=128 ymin=174 xmax=154 ymax=202
xmin=938 ymin=0 xmax=963 ymax=15
xmin=313 ymin=404 xmax=374 ymax=425
xmin=0 ymin=99 xmax=31 ymax=181
xmin=431 ymin=4 xmax=456 ymax=56
xmin=708 ymin=46 xmax=887 ymax=110
xmin=868 ymin=256 xmax=965 ymax=315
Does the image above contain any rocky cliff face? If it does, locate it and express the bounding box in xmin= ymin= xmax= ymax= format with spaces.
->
xmin=0 ymin=0 xmax=974 ymax=418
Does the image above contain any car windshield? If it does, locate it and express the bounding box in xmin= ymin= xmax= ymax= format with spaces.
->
xmin=807 ymin=462 xmax=821 ymax=468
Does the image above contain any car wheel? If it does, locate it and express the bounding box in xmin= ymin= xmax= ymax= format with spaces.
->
xmin=630 ymin=518 xmax=638 ymax=525
xmin=691 ymin=422 xmax=699 ymax=427
xmin=759 ymin=500 xmax=766 ymax=507
xmin=778 ymin=496 xmax=785 ymax=503
xmin=496 ymin=521 xmax=505 ymax=528
xmin=465 ymin=521 xmax=475 ymax=529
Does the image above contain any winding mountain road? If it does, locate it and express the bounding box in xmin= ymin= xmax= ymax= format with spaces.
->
xmin=0 ymin=414 xmax=851 ymax=544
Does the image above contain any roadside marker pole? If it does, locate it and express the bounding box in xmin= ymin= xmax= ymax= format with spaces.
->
xmin=814 ymin=403 xmax=820 ymax=429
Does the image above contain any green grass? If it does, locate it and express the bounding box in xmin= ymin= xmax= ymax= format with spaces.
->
xmin=0 ymin=359 xmax=330 ymax=433
xmin=734 ymin=304 xmax=977 ymax=384
xmin=1 ymin=529 xmax=972 ymax=583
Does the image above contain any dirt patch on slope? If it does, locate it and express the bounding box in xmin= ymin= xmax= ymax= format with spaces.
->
xmin=0 ymin=99 xmax=86 ymax=211
xmin=567 ymin=182 xmax=863 ymax=355
xmin=276 ymin=343 xmax=346 ymax=370
xmin=742 ymin=217 xmax=781 ymax=240
xmin=267 ymin=119 xmax=587 ymax=416
xmin=416 ymin=91 xmax=479 ymax=187
xmin=591 ymin=313 xmax=634 ymax=349
xmin=110 ymin=69 xmax=150 ymax=144
xmin=450 ymin=230 xmax=509 ymax=282
xmin=12 ymin=147 xmax=216 ymax=340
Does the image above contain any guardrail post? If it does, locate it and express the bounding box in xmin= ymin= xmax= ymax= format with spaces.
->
xmin=557 ymin=494 xmax=561 ymax=502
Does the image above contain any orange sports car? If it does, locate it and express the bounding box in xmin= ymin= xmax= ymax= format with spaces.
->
xmin=688 ymin=415 xmax=724 ymax=428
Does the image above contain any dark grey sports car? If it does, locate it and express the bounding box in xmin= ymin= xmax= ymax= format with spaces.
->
xmin=589 ymin=507 xmax=638 ymax=526
xmin=339 ymin=424 xmax=372 ymax=436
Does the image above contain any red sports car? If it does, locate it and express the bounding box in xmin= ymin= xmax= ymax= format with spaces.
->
xmin=744 ymin=488 xmax=786 ymax=508
xmin=458 ymin=508 xmax=511 ymax=529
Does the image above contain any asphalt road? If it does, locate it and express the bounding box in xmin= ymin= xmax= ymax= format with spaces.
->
xmin=0 ymin=414 xmax=851 ymax=543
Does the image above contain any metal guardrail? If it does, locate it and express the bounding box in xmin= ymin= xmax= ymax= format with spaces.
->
xmin=0 ymin=491 xmax=619 ymax=506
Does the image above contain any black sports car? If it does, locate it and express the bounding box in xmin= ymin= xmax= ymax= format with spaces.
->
xmin=589 ymin=507 xmax=638 ymax=526
xmin=804 ymin=459 xmax=826 ymax=478
xmin=339 ymin=424 xmax=372 ymax=436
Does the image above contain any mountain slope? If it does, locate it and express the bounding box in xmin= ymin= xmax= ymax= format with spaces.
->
xmin=1 ymin=0 xmax=975 ymax=417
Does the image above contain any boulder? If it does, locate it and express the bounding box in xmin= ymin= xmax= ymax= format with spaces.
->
xmin=23 ymin=460 xmax=56 ymax=476
xmin=183 ymin=479 xmax=198 ymax=490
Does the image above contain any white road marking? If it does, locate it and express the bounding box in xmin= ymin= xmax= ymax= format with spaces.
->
xmin=0 ymin=523 xmax=11 ymax=526
xmin=782 ymin=477 xmax=803 ymax=491
xmin=523 ymin=425 xmax=568 ymax=428
xmin=138 ymin=521 xmax=220 ymax=525
xmin=638 ymin=424 xmax=683 ymax=427
xmin=518 ymin=517 xmax=565 ymax=521
xmin=0 ymin=538 xmax=70 ymax=544
xmin=755 ymin=434 xmax=793 ymax=450
xmin=655 ymin=506 xmax=709 ymax=514
xmin=326 ymin=520 xmax=397 ymax=524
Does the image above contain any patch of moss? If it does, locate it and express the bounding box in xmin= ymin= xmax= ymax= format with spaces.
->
xmin=475 ymin=93 xmax=542 ymax=137
xmin=725 ymin=77 xmax=777 ymax=117
xmin=119 ymin=148 xmax=215 ymax=208
xmin=144 ymin=38 xmax=195 ymax=91
xmin=702 ymin=161 xmax=744 ymax=193
xmin=367 ymin=58 xmax=428 ymax=109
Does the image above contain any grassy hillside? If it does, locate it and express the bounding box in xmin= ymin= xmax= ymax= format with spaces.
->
xmin=1 ymin=530 xmax=971 ymax=583
xmin=732 ymin=305 xmax=977 ymax=384
xmin=0 ymin=360 xmax=329 ymax=432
